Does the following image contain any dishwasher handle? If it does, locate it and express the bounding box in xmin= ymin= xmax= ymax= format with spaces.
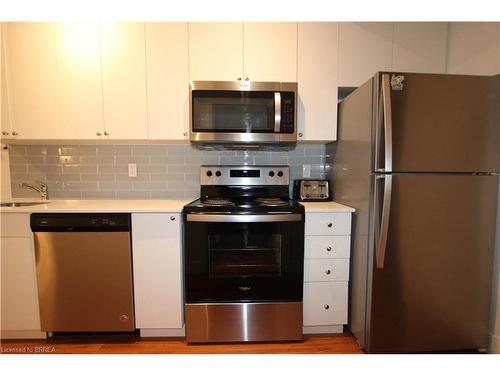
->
xmin=31 ymin=213 xmax=131 ymax=232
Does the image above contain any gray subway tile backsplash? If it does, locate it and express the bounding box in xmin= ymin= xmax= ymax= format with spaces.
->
xmin=9 ymin=143 xmax=332 ymax=200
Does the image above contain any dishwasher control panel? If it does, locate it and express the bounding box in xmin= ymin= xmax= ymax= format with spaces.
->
xmin=31 ymin=213 xmax=131 ymax=232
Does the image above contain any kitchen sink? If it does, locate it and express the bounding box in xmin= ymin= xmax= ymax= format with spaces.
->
xmin=0 ymin=201 xmax=49 ymax=207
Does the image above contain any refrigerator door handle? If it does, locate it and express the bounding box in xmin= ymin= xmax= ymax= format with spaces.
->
xmin=375 ymin=174 xmax=392 ymax=269
xmin=382 ymin=74 xmax=393 ymax=173
xmin=376 ymin=74 xmax=393 ymax=172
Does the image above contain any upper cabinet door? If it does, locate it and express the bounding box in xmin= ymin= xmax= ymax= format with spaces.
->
xmin=188 ymin=23 xmax=243 ymax=81
xmin=392 ymin=23 xmax=448 ymax=74
xmin=297 ymin=23 xmax=338 ymax=141
xmin=146 ymin=23 xmax=189 ymax=140
xmin=101 ymin=23 xmax=148 ymax=139
xmin=2 ymin=23 xmax=60 ymax=139
xmin=57 ymin=23 xmax=103 ymax=138
xmin=446 ymin=22 xmax=499 ymax=76
xmin=243 ymin=22 xmax=298 ymax=82
xmin=338 ymin=22 xmax=394 ymax=87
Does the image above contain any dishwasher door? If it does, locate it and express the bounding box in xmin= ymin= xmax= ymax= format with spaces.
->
xmin=32 ymin=214 xmax=135 ymax=332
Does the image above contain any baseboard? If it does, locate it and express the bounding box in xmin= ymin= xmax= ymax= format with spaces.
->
xmin=489 ymin=333 xmax=500 ymax=353
xmin=303 ymin=325 xmax=344 ymax=334
xmin=139 ymin=327 xmax=185 ymax=338
xmin=0 ymin=330 xmax=47 ymax=339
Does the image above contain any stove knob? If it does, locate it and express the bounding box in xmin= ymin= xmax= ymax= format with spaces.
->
xmin=269 ymin=171 xmax=275 ymax=177
xmin=215 ymin=170 xmax=222 ymax=177
xmin=206 ymin=170 xmax=213 ymax=177
xmin=277 ymin=170 xmax=284 ymax=177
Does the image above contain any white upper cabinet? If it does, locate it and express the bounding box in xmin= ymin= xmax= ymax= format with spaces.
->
xmin=188 ymin=22 xmax=297 ymax=83
xmin=392 ymin=22 xmax=448 ymax=74
xmin=57 ymin=23 xmax=103 ymax=139
xmin=243 ymin=22 xmax=298 ymax=82
xmin=188 ymin=23 xmax=244 ymax=81
xmin=2 ymin=23 xmax=60 ymax=139
xmin=146 ymin=23 xmax=189 ymax=140
xmin=338 ymin=22 xmax=394 ymax=87
xmin=297 ymin=22 xmax=338 ymax=141
xmin=446 ymin=22 xmax=499 ymax=75
xmin=100 ymin=23 xmax=148 ymax=139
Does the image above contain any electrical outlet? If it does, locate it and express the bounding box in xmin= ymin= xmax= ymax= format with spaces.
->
xmin=128 ymin=163 xmax=137 ymax=178
xmin=302 ymin=164 xmax=311 ymax=178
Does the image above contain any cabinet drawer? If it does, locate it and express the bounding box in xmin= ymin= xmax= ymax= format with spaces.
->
xmin=304 ymin=259 xmax=349 ymax=282
xmin=305 ymin=213 xmax=351 ymax=235
xmin=303 ymin=282 xmax=348 ymax=326
xmin=305 ymin=235 xmax=350 ymax=259
xmin=0 ymin=214 xmax=31 ymax=237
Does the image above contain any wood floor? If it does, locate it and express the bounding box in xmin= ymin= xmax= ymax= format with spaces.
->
xmin=0 ymin=333 xmax=364 ymax=354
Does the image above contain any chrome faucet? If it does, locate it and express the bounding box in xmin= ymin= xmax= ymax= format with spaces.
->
xmin=19 ymin=181 xmax=49 ymax=200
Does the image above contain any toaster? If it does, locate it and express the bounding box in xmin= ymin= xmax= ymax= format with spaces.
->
xmin=293 ymin=179 xmax=331 ymax=201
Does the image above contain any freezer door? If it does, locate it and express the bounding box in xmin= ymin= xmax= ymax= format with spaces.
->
xmin=368 ymin=174 xmax=498 ymax=353
xmin=374 ymin=72 xmax=500 ymax=173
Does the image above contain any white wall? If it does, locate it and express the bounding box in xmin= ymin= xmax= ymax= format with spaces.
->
xmin=446 ymin=22 xmax=500 ymax=75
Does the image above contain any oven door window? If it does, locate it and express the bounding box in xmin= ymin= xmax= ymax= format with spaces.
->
xmin=208 ymin=223 xmax=281 ymax=278
xmin=192 ymin=90 xmax=275 ymax=133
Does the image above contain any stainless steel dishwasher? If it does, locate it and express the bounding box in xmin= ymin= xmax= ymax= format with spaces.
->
xmin=31 ymin=213 xmax=135 ymax=332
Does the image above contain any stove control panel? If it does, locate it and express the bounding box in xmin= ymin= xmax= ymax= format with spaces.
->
xmin=201 ymin=166 xmax=289 ymax=186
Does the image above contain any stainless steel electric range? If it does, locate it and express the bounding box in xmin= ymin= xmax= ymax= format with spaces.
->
xmin=183 ymin=165 xmax=305 ymax=343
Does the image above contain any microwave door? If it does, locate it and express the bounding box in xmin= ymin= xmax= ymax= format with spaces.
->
xmin=191 ymin=91 xmax=275 ymax=133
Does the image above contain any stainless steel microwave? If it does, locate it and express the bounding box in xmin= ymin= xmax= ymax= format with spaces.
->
xmin=189 ymin=81 xmax=297 ymax=145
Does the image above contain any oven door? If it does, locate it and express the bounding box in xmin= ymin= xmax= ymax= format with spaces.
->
xmin=184 ymin=213 xmax=304 ymax=303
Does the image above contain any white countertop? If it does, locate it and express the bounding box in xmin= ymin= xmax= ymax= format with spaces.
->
xmin=0 ymin=198 xmax=354 ymax=214
xmin=300 ymin=201 xmax=355 ymax=213
xmin=0 ymin=199 xmax=195 ymax=213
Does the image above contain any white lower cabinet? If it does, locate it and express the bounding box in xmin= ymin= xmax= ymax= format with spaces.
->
xmin=303 ymin=211 xmax=352 ymax=334
xmin=131 ymin=213 xmax=184 ymax=337
xmin=303 ymin=282 xmax=348 ymax=326
xmin=0 ymin=214 xmax=45 ymax=339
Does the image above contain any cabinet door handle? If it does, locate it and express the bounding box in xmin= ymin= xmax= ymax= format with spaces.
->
xmin=245 ymin=77 xmax=249 ymax=81
xmin=324 ymin=304 xmax=330 ymax=310
xmin=1 ymin=131 xmax=9 ymax=136
xmin=326 ymin=246 xmax=332 ymax=252
xmin=183 ymin=132 xmax=188 ymax=137
xmin=327 ymin=223 xmax=333 ymax=228
xmin=104 ymin=131 xmax=109 ymax=136
xmin=325 ymin=269 xmax=331 ymax=275
xmin=11 ymin=131 xmax=18 ymax=136
xmin=96 ymin=132 xmax=102 ymax=136
xmin=170 ymin=216 xmax=176 ymax=221
xmin=237 ymin=77 xmax=242 ymax=81
xmin=298 ymin=133 xmax=303 ymax=138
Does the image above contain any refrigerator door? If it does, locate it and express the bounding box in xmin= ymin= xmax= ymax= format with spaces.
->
xmin=367 ymin=173 xmax=498 ymax=353
xmin=374 ymin=72 xmax=500 ymax=173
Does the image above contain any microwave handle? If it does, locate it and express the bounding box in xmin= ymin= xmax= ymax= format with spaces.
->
xmin=274 ymin=92 xmax=281 ymax=132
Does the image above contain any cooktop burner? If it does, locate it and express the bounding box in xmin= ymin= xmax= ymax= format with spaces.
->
xmin=255 ymin=197 xmax=289 ymax=207
xmin=202 ymin=198 xmax=235 ymax=207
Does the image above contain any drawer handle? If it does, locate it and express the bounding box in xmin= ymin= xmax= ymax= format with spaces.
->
xmin=324 ymin=304 xmax=330 ymax=310
xmin=325 ymin=269 xmax=331 ymax=275
xmin=170 ymin=216 xmax=176 ymax=221
xmin=326 ymin=246 xmax=332 ymax=252
xmin=327 ymin=223 xmax=333 ymax=228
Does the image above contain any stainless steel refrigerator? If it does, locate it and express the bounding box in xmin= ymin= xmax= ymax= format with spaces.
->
xmin=333 ymin=72 xmax=500 ymax=353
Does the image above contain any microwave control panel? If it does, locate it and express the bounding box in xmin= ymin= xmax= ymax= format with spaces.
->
xmin=280 ymin=92 xmax=295 ymax=134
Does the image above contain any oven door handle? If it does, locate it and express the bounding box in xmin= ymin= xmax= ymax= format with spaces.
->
xmin=186 ymin=213 xmax=303 ymax=223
